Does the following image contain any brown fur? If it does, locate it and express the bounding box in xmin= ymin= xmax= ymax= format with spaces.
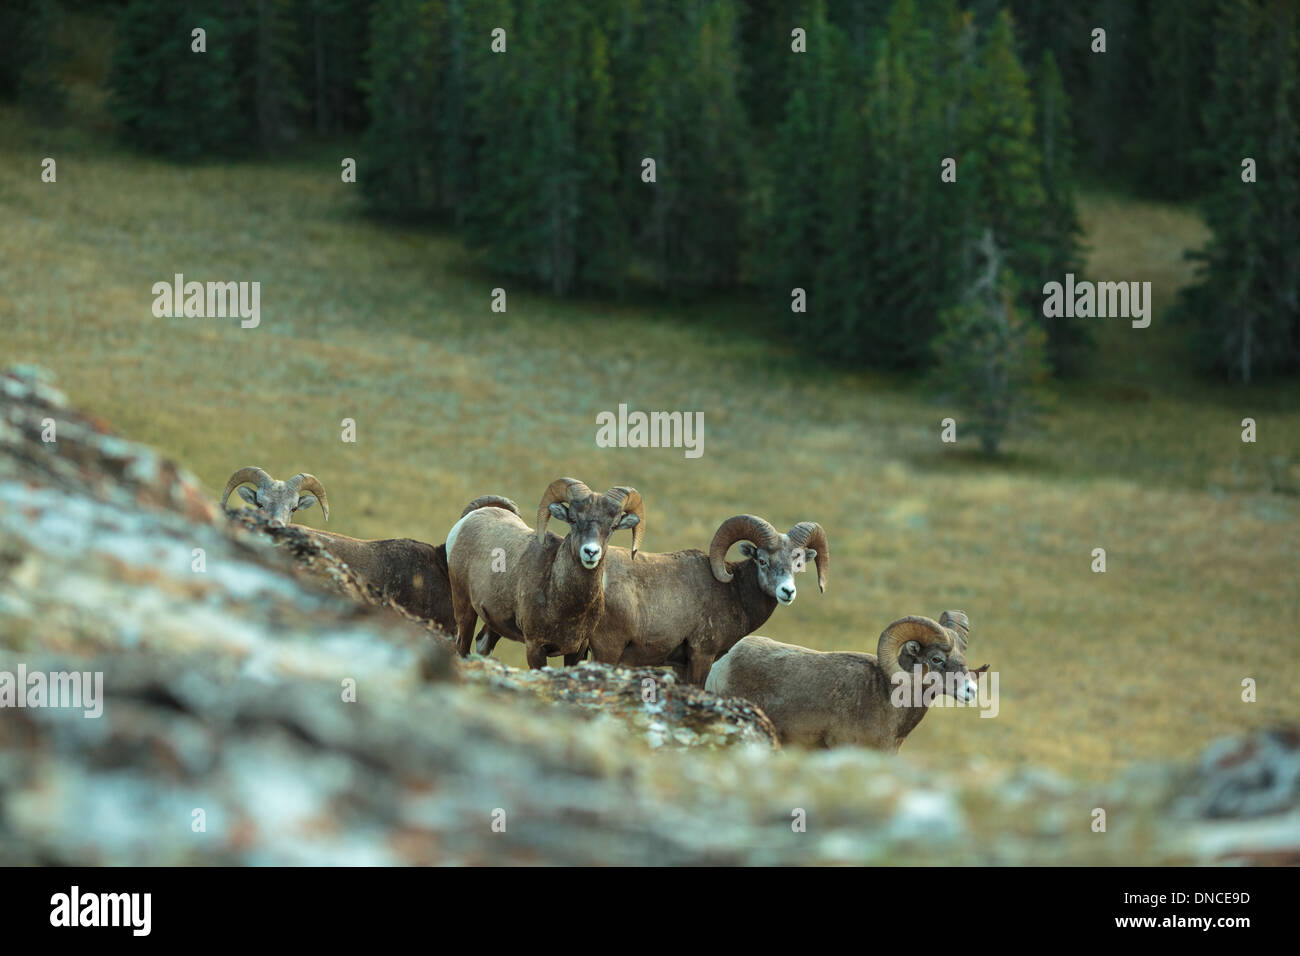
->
xmin=447 ymin=483 xmax=641 ymax=669
xmin=705 ymin=613 xmax=982 ymax=751
xmin=595 ymin=550 xmax=779 ymax=685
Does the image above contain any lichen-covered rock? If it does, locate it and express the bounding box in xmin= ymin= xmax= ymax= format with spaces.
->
xmin=461 ymin=656 xmax=780 ymax=749
xmin=0 ymin=365 xmax=1296 ymax=865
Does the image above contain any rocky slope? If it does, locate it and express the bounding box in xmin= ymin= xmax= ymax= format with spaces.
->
xmin=1 ymin=365 xmax=1296 ymax=865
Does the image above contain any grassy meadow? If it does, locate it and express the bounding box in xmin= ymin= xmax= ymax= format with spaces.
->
xmin=2 ymin=86 xmax=1297 ymax=782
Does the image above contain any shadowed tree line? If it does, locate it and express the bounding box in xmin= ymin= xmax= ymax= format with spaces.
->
xmin=3 ymin=0 xmax=1296 ymax=392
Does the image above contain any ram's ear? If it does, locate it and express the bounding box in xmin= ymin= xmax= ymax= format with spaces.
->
xmin=296 ymin=494 xmax=318 ymax=512
xmin=548 ymin=502 xmax=572 ymax=523
xmin=794 ymin=547 xmax=815 ymax=572
xmin=237 ymin=486 xmax=258 ymax=506
xmin=903 ymin=640 xmax=922 ymax=658
xmin=614 ymin=512 xmax=640 ymax=530
xmin=738 ymin=542 xmax=757 ymax=559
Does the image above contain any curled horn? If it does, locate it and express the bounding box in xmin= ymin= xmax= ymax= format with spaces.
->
xmin=536 ymin=477 xmax=594 ymax=544
xmin=938 ymin=610 xmax=970 ymax=653
xmin=604 ymin=486 xmax=645 ymax=558
xmin=709 ymin=514 xmax=779 ymax=583
xmin=286 ymin=473 xmax=330 ymax=521
xmin=876 ymin=615 xmax=952 ymax=676
xmin=221 ymin=466 xmax=271 ymax=510
xmin=787 ymin=521 xmax=830 ymax=593
xmin=461 ymin=494 xmax=521 ymax=519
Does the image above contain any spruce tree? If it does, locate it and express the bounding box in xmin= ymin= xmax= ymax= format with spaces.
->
xmin=625 ymin=0 xmax=749 ymax=294
xmin=109 ymin=0 xmax=245 ymax=158
xmin=0 ymin=0 xmax=66 ymax=113
xmin=1034 ymin=50 xmax=1090 ymax=375
xmin=958 ymin=9 xmax=1047 ymax=331
xmin=361 ymin=0 xmax=451 ymax=218
xmin=1142 ymin=0 xmax=1217 ymax=199
xmin=759 ymin=0 xmax=849 ymax=320
xmin=1177 ymin=0 xmax=1300 ymax=380
xmin=933 ymin=229 xmax=1049 ymax=456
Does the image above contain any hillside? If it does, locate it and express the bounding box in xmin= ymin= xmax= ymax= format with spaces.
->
xmin=2 ymin=364 xmax=1296 ymax=865
xmin=2 ymin=98 xmax=1298 ymax=780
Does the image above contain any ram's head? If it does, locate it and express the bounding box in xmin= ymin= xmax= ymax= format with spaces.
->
xmin=221 ymin=466 xmax=329 ymax=528
xmin=877 ymin=613 xmax=983 ymax=703
xmin=535 ymin=477 xmax=644 ymax=570
xmin=709 ymin=515 xmax=829 ymax=605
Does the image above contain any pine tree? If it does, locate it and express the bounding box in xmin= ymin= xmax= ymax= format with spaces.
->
xmin=1142 ymin=0 xmax=1217 ymax=199
xmin=1177 ymin=0 xmax=1300 ymax=381
xmin=109 ymin=0 xmax=245 ymax=158
xmin=0 ymin=0 xmax=66 ymax=113
xmin=758 ymin=0 xmax=849 ymax=318
xmin=236 ymin=0 xmax=307 ymax=151
xmin=625 ymin=0 xmax=749 ymax=294
xmin=1034 ymin=50 xmax=1090 ymax=374
xmin=362 ymin=0 xmax=469 ymax=219
xmin=932 ymin=229 xmax=1049 ymax=456
xmin=458 ymin=0 xmax=626 ymax=294
xmin=573 ymin=14 xmax=627 ymax=289
xmin=297 ymin=0 xmax=374 ymax=135
xmin=958 ymin=9 xmax=1049 ymax=336
xmin=850 ymin=0 xmax=965 ymax=367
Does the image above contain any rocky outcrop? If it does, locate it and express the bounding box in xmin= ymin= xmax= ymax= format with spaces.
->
xmin=1 ymin=365 xmax=1296 ymax=865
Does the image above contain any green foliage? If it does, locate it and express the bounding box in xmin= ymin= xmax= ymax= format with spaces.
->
xmin=1033 ymin=50 xmax=1089 ymax=375
xmin=757 ymin=0 xmax=1077 ymax=377
xmin=959 ymin=10 xmax=1045 ymax=300
xmin=361 ymin=0 xmax=463 ymax=218
xmin=624 ymin=0 xmax=750 ymax=293
xmin=0 ymin=0 xmax=69 ymax=113
xmin=756 ymin=1 xmax=850 ymax=313
xmin=108 ymin=1 xmax=244 ymax=157
xmin=1141 ymin=0 xmax=1217 ymax=199
xmin=1175 ymin=0 xmax=1300 ymax=381
xmin=109 ymin=0 xmax=329 ymax=157
xmin=458 ymin=0 xmax=628 ymax=293
xmin=91 ymin=0 xmax=1291 ymax=390
xmin=296 ymin=0 xmax=374 ymax=134
xmin=933 ymin=230 xmax=1049 ymax=456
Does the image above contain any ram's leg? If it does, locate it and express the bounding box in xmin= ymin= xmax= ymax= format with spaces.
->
xmin=454 ymin=605 xmax=477 ymax=658
xmin=525 ymin=642 xmax=549 ymax=670
xmin=562 ymin=647 xmax=589 ymax=667
xmin=475 ymin=628 xmax=501 ymax=656
xmin=684 ymin=647 xmax=715 ymax=687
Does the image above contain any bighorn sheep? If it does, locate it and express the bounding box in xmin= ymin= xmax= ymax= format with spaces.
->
xmin=302 ymin=495 xmax=520 ymax=632
xmin=220 ymin=466 xmax=517 ymax=634
xmin=705 ymin=611 xmax=988 ymax=751
xmin=222 ymin=466 xmax=329 ymax=528
xmin=446 ymin=477 xmax=644 ymax=669
xmin=597 ymin=514 xmax=829 ymax=685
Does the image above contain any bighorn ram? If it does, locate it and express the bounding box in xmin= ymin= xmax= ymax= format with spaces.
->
xmin=302 ymin=495 xmax=520 ymax=633
xmin=220 ymin=466 xmax=518 ymax=634
xmin=705 ymin=611 xmax=988 ymax=751
xmin=446 ymin=477 xmax=644 ymax=668
xmin=597 ymin=514 xmax=829 ymax=685
xmin=222 ymin=466 xmax=329 ymax=528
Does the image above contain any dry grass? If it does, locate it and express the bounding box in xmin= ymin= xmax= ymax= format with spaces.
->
xmin=1 ymin=105 xmax=1296 ymax=782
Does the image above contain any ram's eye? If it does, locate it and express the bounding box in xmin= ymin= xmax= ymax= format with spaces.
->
xmin=931 ymin=656 xmax=943 ymax=665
